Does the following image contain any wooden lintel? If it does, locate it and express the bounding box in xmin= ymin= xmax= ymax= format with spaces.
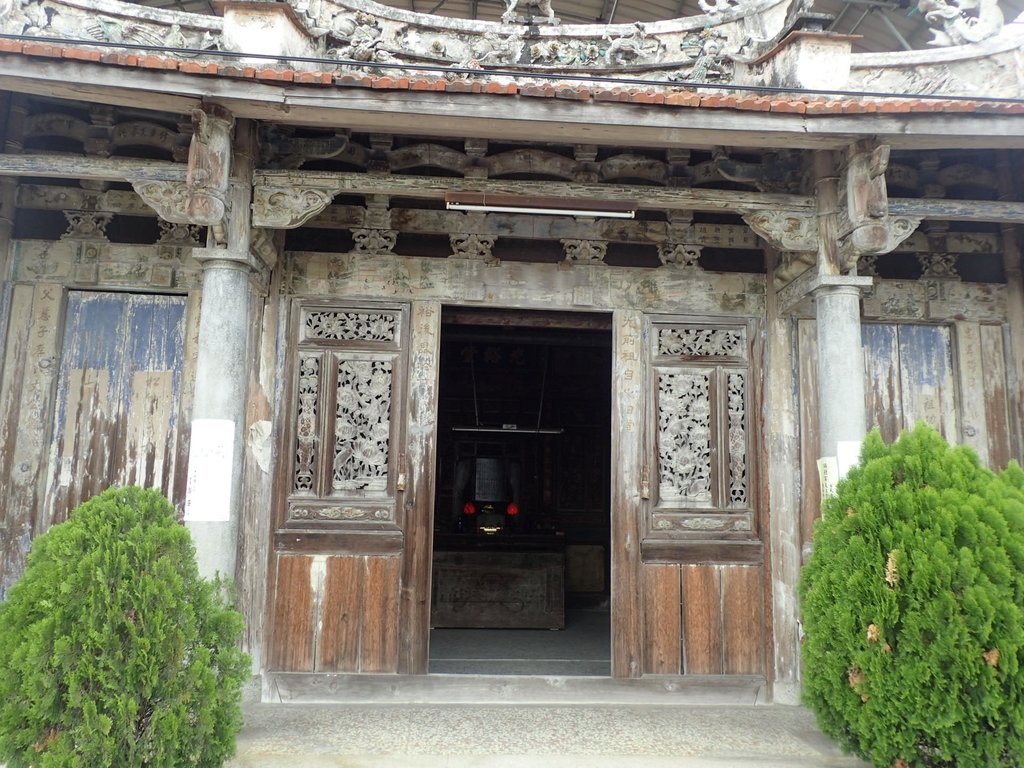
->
xmin=273 ymin=530 xmax=405 ymax=555
xmin=0 ymin=152 xmax=186 ymax=182
xmin=255 ymin=169 xmax=815 ymax=215
xmin=889 ymin=197 xmax=1024 ymax=224
xmin=640 ymin=538 xmax=764 ymax=565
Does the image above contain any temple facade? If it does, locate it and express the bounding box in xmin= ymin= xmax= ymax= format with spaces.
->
xmin=0 ymin=0 xmax=1021 ymax=704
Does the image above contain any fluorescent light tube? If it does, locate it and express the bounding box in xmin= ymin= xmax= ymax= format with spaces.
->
xmin=446 ymin=201 xmax=635 ymax=219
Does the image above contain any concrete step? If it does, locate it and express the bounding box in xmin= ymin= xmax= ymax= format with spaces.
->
xmin=227 ymin=702 xmax=871 ymax=768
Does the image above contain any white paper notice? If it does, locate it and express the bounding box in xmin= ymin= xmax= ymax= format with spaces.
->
xmin=184 ymin=419 xmax=235 ymax=522
xmin=817 ymin=457 xmax=839 ymax=500
xmin=836 ymin=440 xmax=862 ymax=479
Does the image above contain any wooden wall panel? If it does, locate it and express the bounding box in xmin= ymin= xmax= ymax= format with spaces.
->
xmin=980 ymin=325 xmax=1013 ymax=469
xmin=797 ymin=319 xmax=821 ymax=556
xmin=361 ymin=555 xmax=401 ymax=673
xmin=680 ymin=565 xmax=722 ymax=675
xmin=317 ymin=556 xmax=363 ymax=673
xmin=268 ymin=555 xmax=316 ymax=672
xmin=897 ymin=325 xmax=957 ymax=441
xmin=722 ymin=565 xmax=764 ymax=675
xmin=43 ymin=292 xmax=188 ymax=527
xmin=0 ymin=283 xmax=50 ymax=598
xmin=954 ymin=321 xmax=990 ymax=464
xmin=641 ymin=564 xmax=681 ymax=675
xmin=862 ymin=323 xmax=903 ymax=445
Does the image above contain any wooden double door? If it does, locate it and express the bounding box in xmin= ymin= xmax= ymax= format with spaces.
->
xmin=265 ymin=301 xmax=767 ymax=680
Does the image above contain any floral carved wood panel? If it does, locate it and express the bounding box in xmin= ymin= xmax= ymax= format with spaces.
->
xmin=332 ymin=358 xmax=392 ymax=493
xmin=649 ymin=319 xmax=752 ymax=535
xmin=285 ymin=303 xmax=407 ymax=526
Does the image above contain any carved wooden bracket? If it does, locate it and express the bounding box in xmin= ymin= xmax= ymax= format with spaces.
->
xmin=129 ymin=104 xmax=234 ymax=227
xmin=352 ymin=228 xmax=398 ymax=254
xmin=657 ymin=243 xmax=702 ymax=267
xmin=450 ymin=233 xmax=496 ymax=261
xmin=741 ymin=209 xmax=818 ymax=252
xmin=251 ymin=183 xmax=340 ymax=228
xmin=835 ymin=140 xmax=921 ymax=267
xmin=561 ymin=239 xmax=608 ymax=264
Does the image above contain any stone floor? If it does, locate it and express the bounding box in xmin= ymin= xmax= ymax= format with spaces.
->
xmin=429 ymin=607 xmax=611 ymax=675
xmin=227 ymin=702 xmax=871 ymax=768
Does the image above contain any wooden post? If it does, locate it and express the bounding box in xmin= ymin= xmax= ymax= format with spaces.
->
xmin=610 ymin=309 xmax=644 ymax=678
xmin=398 ymin=300 xmax=441 ymax=674
xmin=997 ymin=153 xmax=1024 ymax=461
xmin=763 ymin=250 xmax=802 ymax=704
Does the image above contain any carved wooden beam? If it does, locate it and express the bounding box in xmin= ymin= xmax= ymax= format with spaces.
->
xmin=777 ymin=269 xmax=873 ymax=316
xmin=0 ymin=153 xmax=187 ymax=182
xmin=252 ymin=169 xmax=816 ymax=225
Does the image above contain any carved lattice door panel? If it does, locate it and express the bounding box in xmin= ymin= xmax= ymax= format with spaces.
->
xmin=269 ymin=302 xmax=410 ymax=675
xmin=285 ymin=303 xmax=408 ymax=528
xmin=645 ymin=318 xmax=757 ymax=547
xmin=634 ymin=316 xmax=765 ymax=679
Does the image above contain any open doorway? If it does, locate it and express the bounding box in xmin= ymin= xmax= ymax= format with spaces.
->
xmin=429 ymin=308 xmax=613 ymax=675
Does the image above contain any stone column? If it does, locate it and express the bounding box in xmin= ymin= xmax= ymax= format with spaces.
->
xmin=814 ymin=283 xmax=867 ymax=463
xmin=183 ymin=118 xmax=260 ymax=580
xmin=184 ymin=255 xmax=253 ymax=578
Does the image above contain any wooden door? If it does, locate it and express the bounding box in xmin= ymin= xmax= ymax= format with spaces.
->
xmin=268 ymin=301 xmax=411 ymax=674
xmin=623 ymin=313 xmax=767 ymax=678
xmin=45 ymin=291 xmax=191 ymax=527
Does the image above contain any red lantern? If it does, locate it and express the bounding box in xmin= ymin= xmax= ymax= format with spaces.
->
xmin=506 ymin=502 xmax=519 ymax=517
xmin=463 ymin=502 xmax=477 ymax=515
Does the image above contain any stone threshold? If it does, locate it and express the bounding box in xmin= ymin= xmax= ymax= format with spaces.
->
xmin=262 ymin=672 xmax=767 ymax=706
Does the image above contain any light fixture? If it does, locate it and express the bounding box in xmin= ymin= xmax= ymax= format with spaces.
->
xmin=445 ymin=191 xmax=635 ymax=219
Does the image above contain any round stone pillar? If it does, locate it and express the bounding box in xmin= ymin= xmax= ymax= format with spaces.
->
xmin=184 ymin=256 xmax=252 ymax=580
xmin=814 ymin=283 xmax=867 ymax=462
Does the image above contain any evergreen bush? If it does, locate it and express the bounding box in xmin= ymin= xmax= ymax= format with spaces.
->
xmin=799 ymin=423 xmax=1024 ymax=768
xmin=0 ymin=486 xmax=250 ymax=768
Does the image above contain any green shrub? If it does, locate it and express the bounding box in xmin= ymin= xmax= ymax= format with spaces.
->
xmin=799 ymin=424 xmax=1024 ymax=767
xmin=0 ymin=486 xmax=250 ymax=768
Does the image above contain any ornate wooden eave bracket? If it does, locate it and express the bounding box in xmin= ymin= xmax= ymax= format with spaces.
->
xmin=833 ymin=140 xmax=922 ymax=271
xmin=131 ymin=104 xmax=235 ymax=231
xmin=747 ymin=141 xmax=923 ymax=314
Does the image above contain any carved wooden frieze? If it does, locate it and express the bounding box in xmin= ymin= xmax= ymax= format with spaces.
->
xmin=9 ymin=240 xmax=201 ymax=289
xmin=285 ymin=249 xmax=767 ymax=315
xmin=288 ymin=504 xmax=393 ymax=522
xmin=657 ymin=326 xmax=746 ymax=358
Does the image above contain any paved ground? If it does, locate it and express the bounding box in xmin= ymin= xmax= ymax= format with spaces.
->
xmin=228 ymin=702 xmax=871 ymax=768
